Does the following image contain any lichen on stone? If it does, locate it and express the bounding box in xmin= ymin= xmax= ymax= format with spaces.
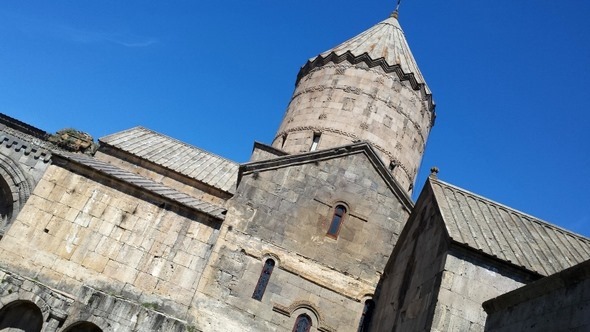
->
xmin=48 ymin=128 xmax=98 ymax=155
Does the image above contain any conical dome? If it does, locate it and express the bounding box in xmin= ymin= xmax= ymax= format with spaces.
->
xmin=273 ymin=13 xmax=435 ymax=193
xmin=312 ymin=14 xmax=430 ymax=96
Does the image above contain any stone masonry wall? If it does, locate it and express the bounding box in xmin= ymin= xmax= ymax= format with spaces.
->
xmin=95 ymin=149 xmax=229 ymax=207
xmin=0 ymin=164 xmax=220 ymax=322
xmin=431 ymin=249 xmax=530 ymax=331
xmin=233 ymin=152 xmax=408 ymax=281
xmin=190 ymin=151 xmax=410 ymax=331
xmin=0 ymin=268 xmax=193 ymax=331
xmin=370 ymin=187 xmax=449 ymax=331
xmin=483 ymin=259 xmax=590 ymax=332
xmin=194 ymin=225 xmax=371 ymax=331
xmin=0 ymin=132 xmax=52 ymax=236
xmin=272 ymin=63 xmax=433 ymax=191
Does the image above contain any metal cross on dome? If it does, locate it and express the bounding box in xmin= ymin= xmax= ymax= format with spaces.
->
xmin=392 ymin=0 xmax=402 ymax=18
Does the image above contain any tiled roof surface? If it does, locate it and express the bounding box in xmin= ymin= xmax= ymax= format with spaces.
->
xmin=311 ymin=15 xmax=430 ymax=95
xmin=431 ymin=178 xmax=590 ymax=276
xmin=100 ymin=127 xmax=238 ymax=194
xmin=59 ymin=151 xmax=226 ymax=220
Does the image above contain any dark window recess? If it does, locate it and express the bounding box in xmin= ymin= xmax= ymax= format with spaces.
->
xmin=357 ymin=299 xmax=375 ymax=332
xmin=389 ymin=161 xmax=396 ymax=172
xmin=281 ymin=134 xmax=288 ymax=148
xmin=310 ymin=133 xmax=321 ymax=151
xmin=252 ymin=259 xmax=275 ymax=300
xmin=292 ymin=314 xmax=312 ymax=332
xmin=327 ymin=205 xmax=346 ymax=238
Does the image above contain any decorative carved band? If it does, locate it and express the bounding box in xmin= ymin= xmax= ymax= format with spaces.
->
xmin=296 ymin=50 xmax=435 ymax=117
xmin=0 ymin=135 xmax=51 ymax=162
xmin=289 ymin=76 xmax=431 ymax=144
xmin=273 ymin=126 xmax=414 ymax=180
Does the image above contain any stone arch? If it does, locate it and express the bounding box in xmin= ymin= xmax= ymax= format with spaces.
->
xmin=0 ymin=152 xmax=33 ymax=236
xmin=261 ymin=252 xmax=281 ymax=268
xmin=290 ymin=304 xmax=320 ymax=329
xmin=62 ymin=321 xmax=103 ymax=332
xmin=0 ymin=300 xmax=44 ymax=332
xmin=0 ymin=289 xmax=52 ymax=320
xmin=273 ymin=300 xmax=336 ymax=331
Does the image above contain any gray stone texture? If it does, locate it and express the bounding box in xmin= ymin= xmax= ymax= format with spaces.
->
xmin=430 ymin=178 xmax=590 ymax=276
xmin=0 ymin=268 xmax=193 ymax=331
xmin=0 ymin=164 xmax=220 ymax=323
xmin=272 ymin=62 xmax=432 ymax=192
xmin=0 ymin=8 xmax=589 ymax=332
xmin=232 ymin=150 xmax=409 ymax=280
xmin=370 ymin=185 xmax=449 ymax=331
xmin=483 ymin=259 xmax=590 ymax=332
xmin=431 ymin=250 xmax=529 ymax=332
xmin=370 ymin=180 xmax=538 ymax=332
xmin=99 ymin=126 xmax=238 ymax=194
xmin=191 ymin=147 xmax=411 ymax=331
xmin=0 ymin=128 xmax=52 ymax=237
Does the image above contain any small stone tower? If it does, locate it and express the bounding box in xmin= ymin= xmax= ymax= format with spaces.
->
xmin=272 ymin=11 xmax=435 ymax=192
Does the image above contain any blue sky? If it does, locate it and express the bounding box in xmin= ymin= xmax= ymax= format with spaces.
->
xmin=1 ymin=2 xmax=589 ymax=236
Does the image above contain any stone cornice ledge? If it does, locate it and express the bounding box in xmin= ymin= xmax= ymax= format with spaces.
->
xmin=297 ymin=50 xmax=435 ymax=117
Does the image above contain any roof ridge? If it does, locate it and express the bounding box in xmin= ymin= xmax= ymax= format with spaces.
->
xmin=105 ymin=126 xmax=238 ymax=166
xmin=99 ymin=126 xmax=144 ymax=142
xmin=54 ymin=151 xmax=227 ymax=219
xmin=99 ymin=126 xmax=238 ymax=194
xmin=431 ymin=177 xmax=590 ymax=243
xmin=241 ymin=141 xmax=414 ymax=211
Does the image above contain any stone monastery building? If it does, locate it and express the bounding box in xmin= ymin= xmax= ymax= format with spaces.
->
xmin=0 ymin=7 xmax=589 ymax=332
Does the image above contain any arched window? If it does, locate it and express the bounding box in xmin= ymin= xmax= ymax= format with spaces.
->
xmin=0 ymin=300 xmax=43 ymax=332
xmin=252 ymin=258 xmax=275 ymax=300
xmin=63 ymin=321 xmax=103 ymax=332
xmin=327 ymin=204 xmax=346 ymax=238
xmin=0 ymin=175 xmax=14 ymax=238
xmin=357 ymin=299 xmax=375 ymax=332
xmin=292 ymin=314 xmax=312 ymax=332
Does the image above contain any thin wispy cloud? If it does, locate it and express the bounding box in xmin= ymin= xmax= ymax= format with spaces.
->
xmin=0 ymin=9 xmax=158 ymax=48
xmin=56 ymin=24 xmax=158 ymax=48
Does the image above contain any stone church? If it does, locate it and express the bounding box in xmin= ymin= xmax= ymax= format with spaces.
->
xmin=0 ymin=7 xmax=589 ymax=332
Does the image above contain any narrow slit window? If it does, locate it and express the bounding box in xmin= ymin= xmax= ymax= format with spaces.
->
xmin=327 ymin=205 xmax=346 ymax=238
xmin=252 ymin=259 xmax=275 ymax=300
xmin=281 ymin=133 xmax=288 ymax=148
xmin=357 ymin=299 xmax=375 ymax=332
xmin=310 ymin=133 xmax=321 ymax=151
xmin=292 ymin=314 xmax=312 ymax=332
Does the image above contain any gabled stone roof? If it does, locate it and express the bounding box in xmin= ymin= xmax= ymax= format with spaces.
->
xmin=100 ymin=127 xmax=239 ymax=194
xmin=430 ymin=177 xmax=590 ymax=276
xmin=55 ymin=151 xmax=227 ymax=220
xmin=241 ymin=142 xmax=413 ymax=212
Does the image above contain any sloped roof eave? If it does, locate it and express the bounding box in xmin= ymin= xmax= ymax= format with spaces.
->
xmin=51 ymin=151 xmax=227 ymax=221
xmin=99 ymin=126 xmax=239 ymax=194
xmin=239 ymin=142 xmax=413 ymax=212
xmin=429 ymin=177 xmax=590 ymax=276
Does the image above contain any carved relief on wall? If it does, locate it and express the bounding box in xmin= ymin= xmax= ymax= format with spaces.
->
xmin=0 ymin=153 xmax=32 ymax=238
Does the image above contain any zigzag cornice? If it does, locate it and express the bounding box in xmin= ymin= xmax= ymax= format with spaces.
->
xmin=296 ymin=50 xmax=435 ymax=118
